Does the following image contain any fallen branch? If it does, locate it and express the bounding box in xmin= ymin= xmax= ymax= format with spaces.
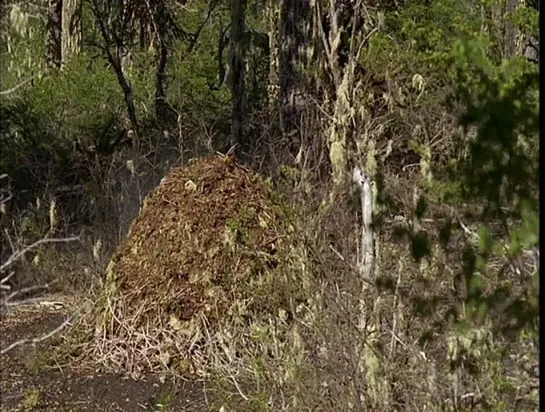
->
xmin=5 ymin=280 xmax=58 ymax=302
xmin=0 ymin=77 xmax=35 ymax=96
xmin=0 ymin=233 xmax=81 ymax=274
xmin=0 ymin=314 xmax=76 ymax=355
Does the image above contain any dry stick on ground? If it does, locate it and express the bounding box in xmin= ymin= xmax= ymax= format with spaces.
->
xmin=0 ymin=314 xmax=76 ymax=356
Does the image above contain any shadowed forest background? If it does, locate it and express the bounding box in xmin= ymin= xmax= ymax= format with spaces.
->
xmin=0 ymin=0 xmax=539 ymax=411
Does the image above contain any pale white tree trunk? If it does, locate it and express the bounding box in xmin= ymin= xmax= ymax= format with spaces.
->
xmin=353 ymin=167 xmax=374 ymax=287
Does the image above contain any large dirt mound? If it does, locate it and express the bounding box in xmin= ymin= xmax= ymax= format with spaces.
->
xmin=88 ymin=155 xmax=304 ymax=374
xmin=108 ymin=155 xmax=289 ymax=322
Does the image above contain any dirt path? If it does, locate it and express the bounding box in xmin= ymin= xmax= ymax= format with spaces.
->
xmin=0 ymin=296 xmax=211 ymax=411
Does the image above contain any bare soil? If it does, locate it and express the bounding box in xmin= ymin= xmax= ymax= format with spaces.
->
xmin=0 ymin=297 xmax=211 ymax=411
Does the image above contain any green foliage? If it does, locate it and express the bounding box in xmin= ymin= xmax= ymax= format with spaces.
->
xmin=0 ymin=53 xmax=128 ymax=198
xmin=414 ymin=196 xmax=427 ymax=219
xmin=30 ymin=54 xmax=126 ymax=135
xmin=367 ymin=0 xmax=539 ymax=334
xmin=451 ymin=43 xmax=539 ymax=214
xmin=410 ymin=230 xmax=430 ymax=262
xmin=506 ymin=3 xmax=539 ymax=34
xmin=167 ymin=3 xmax=231 ymax=125
xmin=441 ymin=2 xmax=539 ymax=336
xmin=438 ymin=219 xmax=453 ymax=248
xmin=149 ymin=391 xmax=174 ymax=412
xmin=359 ymin=11 xmax=538 ymax=408
xmin=362 ymin=0 xmax=481 ymax=84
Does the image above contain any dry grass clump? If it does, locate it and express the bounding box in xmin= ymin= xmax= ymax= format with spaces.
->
xmin=263 ymin=199 xmax=539 ymax=411
xmin=73 ymin=155 xmax=309 ymax=378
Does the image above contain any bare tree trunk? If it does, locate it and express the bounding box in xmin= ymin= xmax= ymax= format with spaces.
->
xmin=504 ymin=0 xmax=518 ymax=58
xmin=154 ymin=0 xmax=169 ymax=123
xmin=266 ymin=0 xmax=281 ymax=109
xmin=522 ymin=0 xmax=539 ymax=62
xmin=113 ymin=59 xmax=138 ymax=137
xmin=229 ymin=0 xmax=248 ymax=151
xmin=46 ymin=0 xmax=62 ymax=70
xmin=328 ymin=65 xmax=354 ymax=187
xmin=278 ymin=0 xmax=311 ymax=135
xmin=501 ymin=0 xmax=538 ymax=63
xmin=91 ymin=0 xmax=138 ymax=137
xmin=61 ymin=0 xmax=82 ymax=66
xmin=139 ymin=21 xmax=152 ymax=50
xmin=314 ymin=0 xmax=371 ymax=189
xmin=316 ymin=0 xmax=353 ymax=188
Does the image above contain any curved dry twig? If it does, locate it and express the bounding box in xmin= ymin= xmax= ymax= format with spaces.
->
xmin=0 ymin=314 xmax=76 ymax=356
xmin=0 ymin=233 xmax=81 ymax=274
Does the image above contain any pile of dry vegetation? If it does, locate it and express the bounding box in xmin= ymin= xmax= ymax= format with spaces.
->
xmin=76 ymin=154 xmax=308 ymax=377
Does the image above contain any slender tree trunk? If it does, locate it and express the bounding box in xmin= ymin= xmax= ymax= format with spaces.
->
xmin=503 ymin=0 xmax=518 ymax=58
xmin=91 ymin=0 xmax=138 ymax=137
xmin=46 ymin=0 xmax=62 ymax=70
xmin=266 ymin=0 xmax=281 ymax=109
xmin=229 ymin=0 xmax=248 ymax=151
xmin=61 ymin=0 xmax=82 ymax=66
xmin=523 ymin=0 xmax=539 ymax=62
xmin=111 ymin=57 xmax=138 ymax=137
xmin=501 ymin=0 xmax=538 ymax=62
xmin=154 ymin=0 xmax=169 ymax=123
xmin=278 ymin=0 xmax=311 ymax=135
xmin=316 ymin=0 xmax=352 ymax=187
xmin=139 ymin=21 xmax=152 ymax=50
xmin=328 ymin=65 xmax=354 ymax=187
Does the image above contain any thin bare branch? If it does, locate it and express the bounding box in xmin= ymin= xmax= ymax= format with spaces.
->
xmin=5 ymin=280 xmax=58 ymax=302
xmin=0 ymin=233 xmax=81 ymax=274
xmin=0 ymin=314 xmax=75 ymax=355
xmin=0 ymin=77 xmax=35 ymax=96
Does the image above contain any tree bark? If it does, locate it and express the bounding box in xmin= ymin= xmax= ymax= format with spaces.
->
xmin=503 ymin=0 xmax=518 ymax=58
xmin=278 ymin=0 xmax=311 ymax=135
xmin=91 ymin=0 xmax=139 ymax=137
xmin=154 ymin=0 xmax=169 ymax=123
xmin=327 ymin=63 xmax=355 ymax=187
xmin=502 ymin=0 xmax=538 ymax=63
xmin=61 ymin=0 xmax=82 ymax=66
xmin=46 ymin=0 xmax=62 ymax=70
xmin=229 ymin=0 xmax=248 ymax=151
xmin=315 ymin=0 xmax=368 ymax=188
xmin=266 ymin=0 xmax=281 ymax=109
xmin=316 ymin=0 xmax=353 ymax=187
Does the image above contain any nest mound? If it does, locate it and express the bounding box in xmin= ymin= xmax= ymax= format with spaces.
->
xmin=108 ymin=155 xmax=291 ymax=322
xmin=90 ymin=155 xmax=304 ymax=374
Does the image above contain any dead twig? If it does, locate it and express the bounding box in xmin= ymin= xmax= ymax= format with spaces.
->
xmin=0 ymin=233 xmax=81 ymax=274
xmin=0 ymin=76 xmax=35 ymax=96
xmin=1 ymin=314 xmax=76 ymax=355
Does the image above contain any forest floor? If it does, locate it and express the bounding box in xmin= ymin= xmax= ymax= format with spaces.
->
xmin=0 ymin=295 xmax=211 ymax=412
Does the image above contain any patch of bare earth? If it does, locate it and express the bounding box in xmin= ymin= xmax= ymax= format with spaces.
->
xmin=1 ymin=297 xmax=211 ymax=411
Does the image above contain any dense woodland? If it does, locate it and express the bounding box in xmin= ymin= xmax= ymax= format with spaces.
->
xmin=0 ymin=0 xmax=539 ymax=410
